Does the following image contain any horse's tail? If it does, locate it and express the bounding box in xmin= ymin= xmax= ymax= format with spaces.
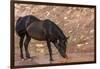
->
xmin=16 ymin=16 xmax=25 ymax=35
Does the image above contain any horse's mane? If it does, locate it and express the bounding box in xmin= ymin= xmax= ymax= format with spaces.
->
xmin=44 ymin=19 xmax=66 ymax=40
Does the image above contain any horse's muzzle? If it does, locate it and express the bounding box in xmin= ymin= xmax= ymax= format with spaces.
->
xmin=62 ymin=54 xmax=68 ymax=59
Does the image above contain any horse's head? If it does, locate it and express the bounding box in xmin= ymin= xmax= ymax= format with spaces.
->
xmin=56 ymin=36 xmax=69 ymax=58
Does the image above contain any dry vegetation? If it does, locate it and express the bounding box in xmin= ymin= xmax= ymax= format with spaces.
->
xmin=14 ymin=3 xmax=95 ymax=66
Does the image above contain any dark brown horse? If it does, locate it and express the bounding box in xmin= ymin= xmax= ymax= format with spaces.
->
xmin=16 ymin=15 xmax=69 ymax=61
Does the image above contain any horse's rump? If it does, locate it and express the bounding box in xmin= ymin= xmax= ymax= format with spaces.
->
xmin=16 ymin=15 xmax=39 ymax=35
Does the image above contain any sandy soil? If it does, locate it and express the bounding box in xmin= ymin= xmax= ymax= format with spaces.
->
xmin=15 ymin=51 xmax=94 ymax=66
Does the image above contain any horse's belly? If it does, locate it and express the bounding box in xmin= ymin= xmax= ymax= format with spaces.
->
xmin=31 ymin=32 xmax=46 ymax=40
xmin=27 ymin=26 xmax=46 ymax=41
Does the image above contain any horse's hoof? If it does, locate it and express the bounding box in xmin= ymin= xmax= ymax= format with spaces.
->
xmin=50 ymin=59 xmax=54 ymax=61
xmin=21 ymin=56 xmax=24 ymax=59
xmin=26 ymin=56 xmax=33 ymax=60
xmin=26 ymin=56 xmax=31 ymax=58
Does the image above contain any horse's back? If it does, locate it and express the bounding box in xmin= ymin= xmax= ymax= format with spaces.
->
xmin=26 ymin=19 xmax=58 ymax=41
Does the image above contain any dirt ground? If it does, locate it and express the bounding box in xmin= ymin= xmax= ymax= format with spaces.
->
xmin=15 ymin=52 xmax=94 ymax=66
xmin=14 ymin=39 xmax=95 ymax=66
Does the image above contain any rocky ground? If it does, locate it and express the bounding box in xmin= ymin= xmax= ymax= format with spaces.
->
xmin=14 ymin=3 xmax=95 ymax=66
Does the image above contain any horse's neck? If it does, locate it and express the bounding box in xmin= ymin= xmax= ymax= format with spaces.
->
xmin=56 ymin=27 xmax=66 ymax=40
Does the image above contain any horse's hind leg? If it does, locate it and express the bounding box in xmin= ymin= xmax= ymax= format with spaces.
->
xmin=19 ymin=33 xmax=25 ymax=59
xmin=24 ymin=34 xmax=31 ymax=59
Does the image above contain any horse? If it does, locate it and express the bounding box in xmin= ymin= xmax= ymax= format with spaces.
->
xmin=16 ymin=15 xmax=69 ymax=61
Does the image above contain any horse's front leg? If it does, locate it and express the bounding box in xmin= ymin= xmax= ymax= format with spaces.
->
xmin=47 ymin=40 xmax=54 ymax=61
xmin=24 ymin=35 xmax=31 ymax=59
